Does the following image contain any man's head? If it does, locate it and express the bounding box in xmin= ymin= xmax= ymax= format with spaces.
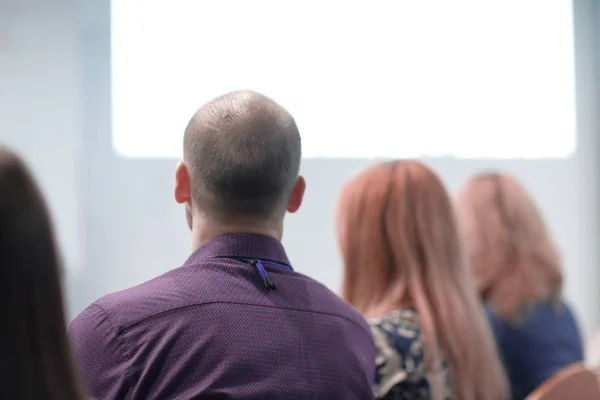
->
xmin=175 ymin=90 xmax=305 ymax=234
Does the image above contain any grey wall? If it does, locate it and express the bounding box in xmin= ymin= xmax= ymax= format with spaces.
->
xmin=2 ymin=0 xmax=600 ymax=342
xmin=0 ymin=0 xmax=84 ymax=271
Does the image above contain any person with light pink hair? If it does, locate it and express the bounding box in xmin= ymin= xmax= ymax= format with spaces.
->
xmin=456 ymin=172 xmax=584 ymax=400
xmin=337 ymin=160 xmax=508 ymax=400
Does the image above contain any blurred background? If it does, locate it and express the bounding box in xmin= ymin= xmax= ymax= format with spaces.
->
xmin=1 ymin=0 xmax=599 ymax=342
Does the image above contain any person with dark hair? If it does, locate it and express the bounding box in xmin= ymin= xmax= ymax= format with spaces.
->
xmin=0 ymin=147 xmax=85 ymax=400
xmin=70 ymin=90 xmax=376 ymax=400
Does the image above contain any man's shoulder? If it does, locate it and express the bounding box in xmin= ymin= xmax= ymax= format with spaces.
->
xmin=78 ymin=263 xmax=226 ymax=330
xmin=73 ymin=261 xmax=372 ymax=339
xmin=293 ymin=272 xmax=372 ymax=334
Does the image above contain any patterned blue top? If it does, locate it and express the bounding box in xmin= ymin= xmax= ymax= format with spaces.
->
xmin=369 ymin=309 xmax=454 ymax=400
xmin=486 ymin=301 xmax=584 ymax=400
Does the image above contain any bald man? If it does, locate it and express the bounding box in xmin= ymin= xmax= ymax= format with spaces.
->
xmin=70 ymin=91 xmax=376 ymax=400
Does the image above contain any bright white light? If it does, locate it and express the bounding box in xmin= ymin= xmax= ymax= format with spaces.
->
xmin=111 ymin=0 xmax=576 ymax=159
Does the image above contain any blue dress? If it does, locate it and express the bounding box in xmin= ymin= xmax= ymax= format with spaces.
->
xmin=369 ymin=309 xmax=454 ymax=400
xmin=486 ymin=301 xmax=584 ymax=400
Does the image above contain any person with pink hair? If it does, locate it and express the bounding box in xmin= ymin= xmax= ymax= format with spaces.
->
xmin=337 ymin=160 xmax=508 ymax=400
xmin=456 ymin=172 xmax=584 ymax=399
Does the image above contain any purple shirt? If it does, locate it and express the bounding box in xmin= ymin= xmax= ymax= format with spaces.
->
xmin=69 ymin=233 xmax=376 ymax=399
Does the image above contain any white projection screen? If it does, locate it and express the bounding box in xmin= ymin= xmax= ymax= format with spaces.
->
xmin=111 ymin=0 xmax=576 ymax=159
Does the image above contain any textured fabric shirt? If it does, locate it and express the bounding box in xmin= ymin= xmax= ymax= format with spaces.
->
xmin=69 ymin=233 xmax=376 ymax=400
xmin=486 ymin=301 xmax=584 ymax=400
xmin=369 ymin=309 xmax=454 ymax=400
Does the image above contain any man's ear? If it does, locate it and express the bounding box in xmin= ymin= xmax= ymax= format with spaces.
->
xmin=174 ymin=161 xmax=191 ymax=204
xmin=287 ymin=176 xmax=306 ymax=213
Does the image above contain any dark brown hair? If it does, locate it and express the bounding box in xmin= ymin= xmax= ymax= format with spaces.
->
xmin=0 ymin=147 xmax=84 ymax=399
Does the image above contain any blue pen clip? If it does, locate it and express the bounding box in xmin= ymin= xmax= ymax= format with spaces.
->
xmin=251 ymin=259 xmax=278 ymax=290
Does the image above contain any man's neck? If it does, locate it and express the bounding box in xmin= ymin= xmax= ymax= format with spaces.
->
xmin=190 ymin=220 xmax=283 ymax=253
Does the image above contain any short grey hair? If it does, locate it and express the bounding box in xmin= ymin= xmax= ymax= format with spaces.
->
xmin=183 ymin=90 xmax=301 ymax=220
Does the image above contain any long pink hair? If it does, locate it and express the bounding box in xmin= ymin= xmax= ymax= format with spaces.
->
xmin=456 ymin=172 xmax=562 ymax=320
xmin=337 ymin=160 xmax=508 ymax=400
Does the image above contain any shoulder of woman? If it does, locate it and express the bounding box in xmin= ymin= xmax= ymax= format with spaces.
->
xmin=369 ymin=309 xmax=425 ymax=366
xmin=369 ymin=310 xmax=430 ymax=398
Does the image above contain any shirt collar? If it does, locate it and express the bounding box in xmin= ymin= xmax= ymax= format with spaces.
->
xmin=184 ymin=233 xmax=291 ymax=267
